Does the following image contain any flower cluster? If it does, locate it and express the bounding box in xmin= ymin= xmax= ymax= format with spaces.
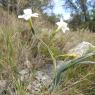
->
xmin=18 ymin=8 xmax=70 ymax=33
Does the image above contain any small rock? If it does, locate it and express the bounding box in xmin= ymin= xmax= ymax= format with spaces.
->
xmin=27 ymin=71 xmax=52 ymax=94
xmin=56 ymin=60 xmax=66 ymax=69
xmin=68 ymin=41 xmax=95 ymax=57
xmin=0 ymin=80 xmax=8 ymax=94
xmin=19 ymin=69 xmax=30 ymax=81
xmin=27 ymin=80 xmax=42 ymax=94
xmin=24 ymin=59 xmax=32 ymax=69
xmin=35 ymin=71 xmax=52 ymax=86
xmin=56 ymin=42 xmax=95 ymax=69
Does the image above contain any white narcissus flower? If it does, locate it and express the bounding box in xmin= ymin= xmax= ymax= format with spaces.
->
xmin=18 ymin=8 xmax=39 ymax=20
xmin=56 ymin=18 xmax=69 ymax=33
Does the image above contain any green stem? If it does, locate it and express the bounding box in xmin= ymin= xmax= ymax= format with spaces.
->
xmin=38 ymin=38 xmax=57 ymax=71
xmin=50 ymin=29 xmax=59 ymax=40
xmin=49 ymin=29 xmax=60 ymax=46
xmin=29 ymin=18 xmax=35 ymax=35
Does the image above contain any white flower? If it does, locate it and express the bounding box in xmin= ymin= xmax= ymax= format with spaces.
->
xmin=18 ymin=8 xmax=39 ymax=20
xmin=56 ymin=18 xmax=69 ymax=33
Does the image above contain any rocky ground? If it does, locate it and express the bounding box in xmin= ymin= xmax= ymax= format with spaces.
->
xmin=0 ymin=41 xmax=94 ymax=95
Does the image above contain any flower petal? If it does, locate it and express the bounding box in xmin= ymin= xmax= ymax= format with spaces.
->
xmin=31 ymin=13 xmax=39 ymax=17
xmin=62 ymin=28 xmax=66 ymax=33
xmin=18 ymin=15 xmax=25 ymax=19
xmin=23 ymin=8 xmax=32 ymax=15
xmin=18 ymin=14 xmax=31 ymax=20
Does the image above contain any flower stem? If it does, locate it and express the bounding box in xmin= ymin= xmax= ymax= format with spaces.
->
xmin=29 ymin=18 xmax=35 ymax=35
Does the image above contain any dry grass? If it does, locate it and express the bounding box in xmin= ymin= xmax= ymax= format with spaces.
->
xmin=0 ymin=7 xmax=95 ymax=95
